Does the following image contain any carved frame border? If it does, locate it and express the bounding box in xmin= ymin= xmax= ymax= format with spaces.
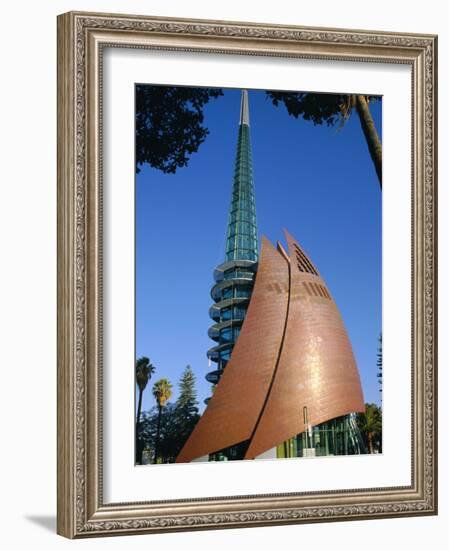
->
xmin=57 ymin=11 xmax=437 ymax=538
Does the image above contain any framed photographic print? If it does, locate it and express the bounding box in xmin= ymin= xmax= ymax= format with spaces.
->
xmin=57 ymin=11 xmax=438 ymax=538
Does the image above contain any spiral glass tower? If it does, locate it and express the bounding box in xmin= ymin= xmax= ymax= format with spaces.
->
xmin=205 ymin=90 xmax=258 ymax=404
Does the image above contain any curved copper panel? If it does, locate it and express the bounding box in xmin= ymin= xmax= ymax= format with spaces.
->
xmin=244 ymin=231 xmax=365 ymax=458
xmin=176 ymin=237 xmax=289 ymax=463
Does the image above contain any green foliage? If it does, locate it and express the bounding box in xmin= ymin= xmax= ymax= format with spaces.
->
xmin=136 ymin=356 xmax=155 ymax=392
xmin=152 ymin=378 xmax=173 ymax=408
xmin=174 ymin=366 xmax=200 ymax=455
xmin=136 ymin=85 xmax=223 ymax=174
xmin=266 ymin=91 xmax=379 ymax=127
xmin=151 ymin=378 xmax=173 ymax=462
xmin=356 ymin=403 xmax=382 ymax=454
xmin=177 ymin=365 xmax=199 ymax=416
xmin=140 ymin=404 xmax=179 ymax=463
xmin=140 ymin=367 xmax=200 ymax=463
xmin=135 ymin=356 xmax=156 ymax=464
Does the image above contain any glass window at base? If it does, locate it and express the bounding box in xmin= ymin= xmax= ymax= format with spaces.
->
xmin=209 ymin=439 xmax=250 ymax=461
xmin=276 ymin=414 xmax=366 ymax=458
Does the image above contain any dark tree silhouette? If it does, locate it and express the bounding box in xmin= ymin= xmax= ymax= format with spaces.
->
xmin=266 ymin=91 xmax=382 ymax=188
xmin=356 ymin=403 xmax=382 ymax=454
xmin=135 ymin=356 xmax=155 ymax=464
xmin=152 ymin=378 xmax=173 ymax=463
xmin=173 ymin=365 xmax=200 ymax=457
xmin=377 ymin=333 xmax=383 ymax=402
xmin=140 ymin=404 xmax=179 ymax=464
xmin=138 ymin=366 xmax=201 ymax=464
xmin=136 ymin=85 xmax=223 ymax=174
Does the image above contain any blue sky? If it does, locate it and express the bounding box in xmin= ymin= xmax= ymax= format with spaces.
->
xmin=136 ymin=88 xmax=382 ymax=414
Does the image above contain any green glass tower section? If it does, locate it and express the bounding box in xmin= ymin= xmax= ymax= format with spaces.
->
xmin=224 ymin=91 xmax=258 ymax=263
xmin=205 ymin=90 xmax=258 ymax=403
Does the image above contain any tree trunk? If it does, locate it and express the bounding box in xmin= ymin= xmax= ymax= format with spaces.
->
xmin=154 ymin=405 xmax=162 ymax=463
xmin=355 ymin=95 xmax=382 ymax=189
xmin=368 ymin=432 xmax=374 ymax=454
xmin=136 ymin=388 xmax=143 ymax=425
xmin=135 ymin=388 xmax=143 ymax=464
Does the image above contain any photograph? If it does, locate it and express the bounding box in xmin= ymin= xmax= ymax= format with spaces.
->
xmin=55 ymin=10 xmax=437 ymax=538
xmin=134 ymin=85 xmax=383 ymax=466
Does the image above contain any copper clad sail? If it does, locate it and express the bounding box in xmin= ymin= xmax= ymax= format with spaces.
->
xmin=176 ymin=237 xmax=289 ymax=463
xmin=176 ymin=231 xmax=365 ymax=462
xmin=244 ymin=231 xmax=365 ymax=459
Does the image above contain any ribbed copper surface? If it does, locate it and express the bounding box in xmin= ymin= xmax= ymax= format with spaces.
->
xmin=176 ymin=231 xmax=365 ymax=462
xmin=244 ymin=231 xmax=364 ymax=458
xmin=176 ymin=237 xmax=289 ymax=463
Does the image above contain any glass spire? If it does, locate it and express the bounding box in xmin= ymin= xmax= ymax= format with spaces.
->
xmin=205 ymin=90 xmax=259 ymax=405
xmin=225 ymin=90 xmax=258 ymax=262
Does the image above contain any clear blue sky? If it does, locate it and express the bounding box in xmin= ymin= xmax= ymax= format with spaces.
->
xmin=136 ymin=88 xmax=382 ymax=414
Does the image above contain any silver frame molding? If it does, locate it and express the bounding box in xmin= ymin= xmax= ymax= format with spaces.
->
xmin=57 ymin=11 xmax=438 ymax=538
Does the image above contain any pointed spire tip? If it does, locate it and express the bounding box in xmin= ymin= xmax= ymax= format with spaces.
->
xmin=239 ymin=89 xmax=250 ymax=126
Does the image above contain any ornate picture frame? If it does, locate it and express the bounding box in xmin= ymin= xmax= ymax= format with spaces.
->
xmin=57 ymin=11 xmax=437 ymax=538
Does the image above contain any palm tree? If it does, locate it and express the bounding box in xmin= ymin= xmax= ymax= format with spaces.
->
xmin=357 ymin=403 xmax=382 ymax=454
xmin=152 ymin=378 xmax=173 ymax=463
xmin=135 ymin=357 xmax=155 ymax=464
xmin=267 ymin=91 xmax=382 ymax=188
xmin=334 ymin=94 xmax=382 ymax=186
xmin=136 ymin=357 xmax=155 ymax=424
